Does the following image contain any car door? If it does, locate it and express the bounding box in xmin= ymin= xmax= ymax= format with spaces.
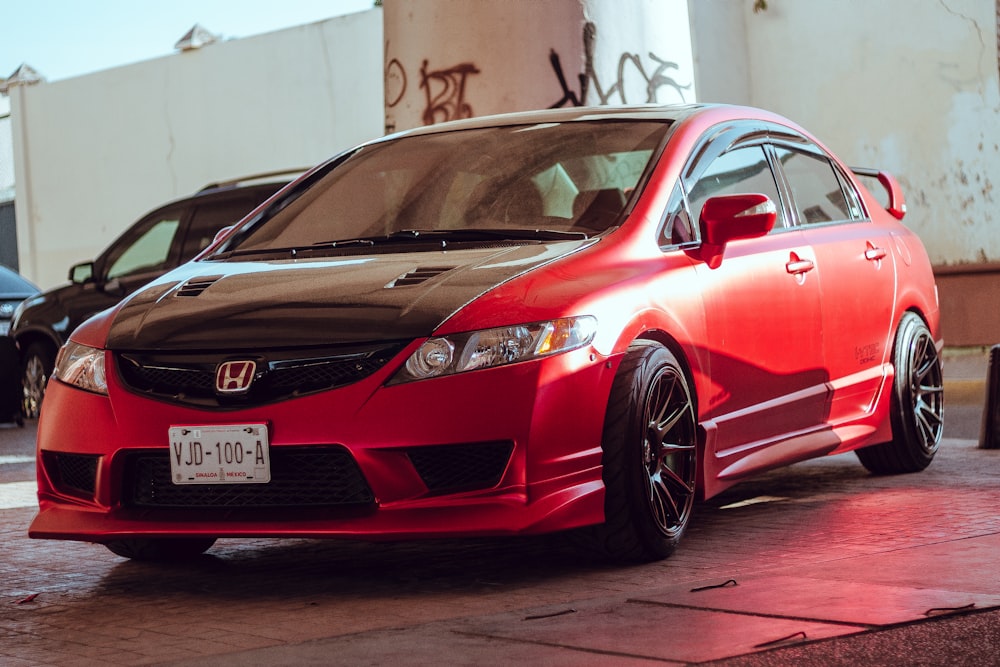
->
xmin=684 ymin=139 xmax=828 ymax=468
xmin=771 ymin=142 xmax=896 ymax=425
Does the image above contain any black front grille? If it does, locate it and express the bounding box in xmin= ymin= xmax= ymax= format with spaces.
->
xmin=407 ymin=441 xmax=514 ymax=494
xmin=116 ymin=341 xmax=406 ymax=408
xmin=123 ymin=446 xmax=374 ymax=508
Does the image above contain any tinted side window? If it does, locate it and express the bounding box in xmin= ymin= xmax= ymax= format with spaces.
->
xmin=774 ymin=147 xmax=856 ymax=224
xmin=658 ymin=183 xmax=696 ymax=247
xmin=835 ymin=168 xmax=867 ymax=220
xmin=106 ymin=216 xmax=182 ymax=280
xmin=687 ymin=145 xmax=782 ymax=229
xmin=181 ymin=196 xmax=265 ymax=258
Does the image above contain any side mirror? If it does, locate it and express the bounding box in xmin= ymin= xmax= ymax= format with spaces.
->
xmin=69 ymin=261 xmax=95 ymax=285
xmin=698 ymin=193 xmax=777 ymax=269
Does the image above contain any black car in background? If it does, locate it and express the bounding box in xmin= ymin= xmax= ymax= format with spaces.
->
xmin=1 ymin=266 xmax=38 ymax=424
xmin=0 ymin=266 xmax=39 ymax=338
xmin=10 ymin=171 xmax=298 ymax=418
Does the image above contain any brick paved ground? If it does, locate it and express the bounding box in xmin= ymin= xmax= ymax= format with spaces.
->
xmin=3 ymin=430 xmax=999 ymax=665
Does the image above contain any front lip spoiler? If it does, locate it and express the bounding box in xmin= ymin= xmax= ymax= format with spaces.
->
xmin=29 ymin=479 xmax=604 ymax=543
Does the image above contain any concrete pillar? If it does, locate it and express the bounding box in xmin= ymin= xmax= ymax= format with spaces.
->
xmin=382 ymin=0 xmax=695 ymax=134
xmin=3 ymin=70 xmax=44 ymax=284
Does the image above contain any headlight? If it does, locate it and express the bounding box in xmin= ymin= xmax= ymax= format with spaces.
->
xmin=53 ymin=341 xmax=108 ymax=395
xmin=391 ymin=316 xmax=597 ymax=384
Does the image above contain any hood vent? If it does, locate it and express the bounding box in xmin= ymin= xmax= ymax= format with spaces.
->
xmin=176 ymin=275 xmax=223 ymax=297
xmin=387 ymin=266 xmax=454 ymax=288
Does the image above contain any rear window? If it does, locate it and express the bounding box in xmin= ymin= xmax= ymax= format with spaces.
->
xmin=181 ymin=194 xmax=272 ymax=258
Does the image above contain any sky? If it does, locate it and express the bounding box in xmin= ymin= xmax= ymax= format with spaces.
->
xmin=2 ymin=0 xmax=374 ymax=83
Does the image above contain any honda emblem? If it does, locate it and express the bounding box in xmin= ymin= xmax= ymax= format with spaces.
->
xmin=215 ymin=360 xmax=257 ymax=394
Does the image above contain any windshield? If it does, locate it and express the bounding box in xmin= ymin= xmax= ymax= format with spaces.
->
xmin=217 ymin=120 xmax=671 ymax=255
xmin=0 ymin=267 xmax=38 ymax=295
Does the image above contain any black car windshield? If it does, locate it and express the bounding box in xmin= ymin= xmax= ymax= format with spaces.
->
xmin=217 ymin=120 xmax=671 ymax=256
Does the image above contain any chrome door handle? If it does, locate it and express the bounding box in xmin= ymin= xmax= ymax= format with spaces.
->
xmin=865 ymin=246 xmax=887 ymax=261
xmin=786 ymin=258 xmax=815 ymax=275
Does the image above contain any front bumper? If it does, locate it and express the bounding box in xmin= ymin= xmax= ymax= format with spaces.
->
xmin=30 ymin=344 xmax=619 ymax=543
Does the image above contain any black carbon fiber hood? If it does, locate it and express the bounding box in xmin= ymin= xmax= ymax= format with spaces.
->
xmin=106 ymin=241 xmax=591 ymax=350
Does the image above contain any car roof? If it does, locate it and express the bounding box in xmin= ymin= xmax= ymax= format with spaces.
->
xmin=131 ymin=169 xmax=303 ymax=219
xmin=391 ymin=104 xmax=707 ymax=140
xmin=196 ymin=168 xmax=309 ymax=194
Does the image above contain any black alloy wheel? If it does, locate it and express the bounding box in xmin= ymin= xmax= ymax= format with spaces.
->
xmin=21 ymin=342 xmax=55 ymax=420
xmin=583 ymin=341 xmax=698 ymax=562
xmin=856 ymin=312 xmax=943 ymax=474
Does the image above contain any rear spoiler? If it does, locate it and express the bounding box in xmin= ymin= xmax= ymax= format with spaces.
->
xmin=851 ymin=167 xmax=906 ymax=220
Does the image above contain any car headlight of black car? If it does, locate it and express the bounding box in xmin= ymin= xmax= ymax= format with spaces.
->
xmin=54 ymin=341 xmax=108 ymax=395
xmin=391 ymin=316 xmax=598 ymax=384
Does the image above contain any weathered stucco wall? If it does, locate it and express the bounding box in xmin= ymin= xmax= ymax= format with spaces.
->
xmin=11 ymin=9 xmax=383 ymax=290
xmin=383 ymin=0 xmax=695 ymax=133
xmin=739 ymin=0 xmax=998 ymax=267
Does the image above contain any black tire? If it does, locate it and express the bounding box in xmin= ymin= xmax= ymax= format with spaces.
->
xmin=104 ymin=538 xmax=217 ymax=561
xmin=582 ymin=341 xmax=698 ymax=562
xmin=856 ymin=312 xmax=943 ymax=474
xmin=21 ymin=342 xmax=56 ymax=420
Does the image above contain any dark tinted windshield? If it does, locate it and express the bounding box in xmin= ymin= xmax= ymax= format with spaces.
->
xmin=219 ymin=120 xmax=671 ymax=254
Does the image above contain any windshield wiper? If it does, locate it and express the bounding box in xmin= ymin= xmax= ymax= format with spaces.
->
xmin=312 ymin=238 xmax=377 ymax=248
xmin=214 ymin=246 xmax=305 ymax=259
xmin=217 ymin=228 xmax=589 ymax=259
xmin=216 ymin=238 xmax=377 ymax=259
xmin=405 ymin=228 xmax=589 ymax=241
xmin=315 ymin=228 xmax=589 ymax=245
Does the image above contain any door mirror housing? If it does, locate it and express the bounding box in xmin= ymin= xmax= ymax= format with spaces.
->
xmin=69 ymin=261 xmax=95 ymax=285
xmin=698 ymin=193 xmax=777 ymax=269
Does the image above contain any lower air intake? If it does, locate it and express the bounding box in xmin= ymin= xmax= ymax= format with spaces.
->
xmin=123 ymin=446 xmax=374 ymax=508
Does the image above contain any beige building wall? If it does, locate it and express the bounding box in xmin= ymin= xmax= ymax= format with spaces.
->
xmin=11 ymin=9 xmax=384 ymax=290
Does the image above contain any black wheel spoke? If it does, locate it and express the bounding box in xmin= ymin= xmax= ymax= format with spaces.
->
xmin=913 ymin=336 xmax=933 ymax=374
xmin=648 ymin=475 xmax=669 ymax=523
xmin=647 ymin=372 xmax=685 ymax=440
xmin=648 ymin=472 xmax=680 ymax=526
xmin=592 ymin=342 xmax=699 ymax=561
xmin=650 ymin=403 xmax=686 ymax=443
xmin=642 ymin=365 xmax=696 ymax=536
xmin=909 ymin=332 xmax=943 ymax=447
xmin=915 ymin=398 xmax=943 ymax=445
xmin=655 ymin=447 xmax=696 ymax=494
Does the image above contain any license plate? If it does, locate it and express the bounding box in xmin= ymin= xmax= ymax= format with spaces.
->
xmin=168 ymin=424 xmax=271 ymax=485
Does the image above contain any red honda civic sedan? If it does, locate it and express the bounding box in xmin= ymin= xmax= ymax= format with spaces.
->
xmin=29 ymin=104 xmax=943 ymax=562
